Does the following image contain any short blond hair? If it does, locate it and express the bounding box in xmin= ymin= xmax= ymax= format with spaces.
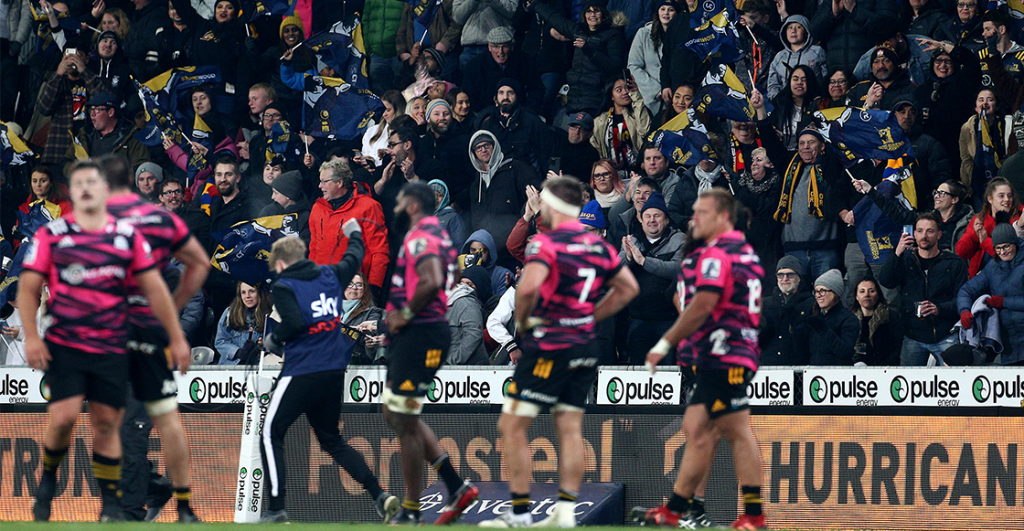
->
xmin=319 ymin=158 xmax=353 ymax=184
xmin=269 ymin=236 xmax=307 ymax=268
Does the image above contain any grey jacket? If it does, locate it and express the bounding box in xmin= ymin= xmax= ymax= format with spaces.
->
xmin=446 ymin=284 xmax=489 ymax=365
xmin=5 ymin=0 xmax=35 ymax=65
xmin=766 ymin=15 xmax=828 ymax=100
xmin=627 ymin=22 xmax=664 ymax=116
xmin=452 ymin=0 xmax=518 ymax=46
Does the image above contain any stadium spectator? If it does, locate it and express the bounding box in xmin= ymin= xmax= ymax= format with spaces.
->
xmin=760 ymin=256 xmax=813 ymax=366
xmin=548 ymin=112 xmax=601 ymax=181
xmin=452 ymin=0 xmax=516 ymax=70
xmin=0 ymin=296 xmax=32 ymax=366
xmin=134 ymin=162 xmax=162 ymax=202
xmin=530 ymin=0 xmax=628 ymax=115
xmin=243 ymin=83 xmax=276 ymax=139
xmin=591 ymin=76 xmax=652 ymax=171
xmin=669 ymin=150 xmax=730 ymax=230
xmin=215 ymin=281 xmax=271 ymax=366
xmin=959 ymin=89 xmax=1017 ymax=206
xmin=396 ymin=0 xmax=461 ymax=82
xmin=343 ymin=272 xmax=386 ymax=366
xmin=158 ymin=178 xmax=212 ymax=254
xmin=475 ymin=78 xmax=551 ymax=173
xmin=446 ymin=265 xmax=491 ymax=366
xmin=359 ymin=90 xmax=405 ymax=170
xmin=362 ymin=0 xmax=405 ymax=95
xmin=655 ymin=83 xmax=695 ymax=127
xmin=463 ymin=27 xmax=545 ymax=115
xmin=66 ymin=93 xmax=149 ymax=174
xmin=902 ymin=0 xmax=951 ymax=40
xmin=168 ymin=0 xmax=245 ymax=90
xmin=735 ymin=0 xmax=784 ymax=92
xmin=850 ymin=277 xmax=901 ymax=366
xmin=619 ymin=191 xmax=684 ymax=364
xmin=0 ymin=0 xmax=33 ymax=122
xmin=608 ymin=177 xmax=659 ymax=250
xmin=259 ymin=170 xmax=312 ymax=243
xmin=421 ymin=98 xmax=473 ymax=199
xmin=428 ymin=179 xmax=466 ymax=251
xmin=857 ymin=179 xmax=974 ymax=252
xmin=123 ymin=0 xmax=172 ymax=82
xmin=628 ymin=0 xmax=681 ymax=117
xmin=915 ymin=40 xmax=983 ymax=165
xmin=86 ymin=31 xmax=135 ymax=110
xmin=589 ymin=159 xmax=626 ymax=222
xmin=798 ymin=268 xmax=858 ymax=365
xmin=957 ymin=223 xmax=1024 ymax=365
xmin=770 ymin=65 xmax=821 ymax=150
xmin=446 ymin=88 xmax=475 ymax=127
xmin=310 ymin=158 xmax=390 ymax=300
xmin=461 ymin=229 xmax=513 ymax=298
xmin=816 ymin=68 xmax=856 ymax=110
xmin=847 ymin=44 xmax=918 ymax=111
xmin=956 ymin=178 xmax=1023 ymax=277
xmin=374 ymin=126 xmax=446 ymax=222
xmin=880 ymin=212 xmax=969 ymax=366
xmin=766 ymin=15 xmax=826 ymax=100
xmin=937 ymin=0 xmax=986 ymax=52
xmin=18 ymin=167 xmax=71 ymax=220
xmin=809 ymin=0 xmax=900 ymax=72
xmin=36 ymin=49 xmax=109 ymax=168
xmin=892 ymin=96 xmax=952 ymax=211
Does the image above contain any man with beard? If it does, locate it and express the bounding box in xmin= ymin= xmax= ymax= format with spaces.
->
xmin=759 ymin=255 xmax=812 ymax=365
xmin=845 ymin=46 xmax=916 ymax=111
xmin=203 ymin=155 xmax=260 ymax=317
xmin=420 ymin=99 xmax=473 ymax=202
xmin=383 ymin=182 xmax=480 ymax=525
xmin=475 ymin=78 xmax=551 ymax=173
xmin=462 ymin=27 xmax=545 ymax=115
xmin=978 ymin=9 xmax=1024 ymax=92
xmin=135 ymin=162 xmax=163 ymax=202
xmin=36 ymin=47 xmax=108 ymax=170
xmin=374 ymin=127 xmax=445 ymax=227
xmin=891 ymin=96 xmax=951 ymax=212
xmin=159 ymin=178 xmax=212 ymax=250
xmin=547 ymin=112 xmax=600 ymax=181
xmin=480 ymin=177 xmax=638 ymax=528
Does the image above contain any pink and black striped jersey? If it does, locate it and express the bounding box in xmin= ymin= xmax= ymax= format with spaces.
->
xmin=22 ymin=214 xmax=157 ymax=355
xmin=107 ymin=194 xmax=192 ymax=329
xmin=523 ymin=221 xmax=622 ymax=351
xmin=675 ymin=230 xmax=765 ymax=371
xmin=387 ymin=216 xmax=457 ymax=325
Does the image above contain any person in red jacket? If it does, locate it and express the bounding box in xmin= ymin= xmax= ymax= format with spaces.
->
xmin=956 ymin=178 xmax=1023 ymax=277
xmin=309 ymin=158 xmax=390 ymax=300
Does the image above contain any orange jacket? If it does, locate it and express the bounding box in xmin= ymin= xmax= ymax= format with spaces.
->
xmin=309 ymin=186 xmax=390 ymax=288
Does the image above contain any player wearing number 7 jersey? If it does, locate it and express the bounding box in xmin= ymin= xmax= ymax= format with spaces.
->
xmin=480 ymin=177 xmax=639 ymax=529
xmin=644 ymin=189 xmax=768 ymax=531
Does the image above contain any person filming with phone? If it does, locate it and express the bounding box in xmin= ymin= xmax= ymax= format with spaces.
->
xmin=878 ymin=212 xmax=969 ymax=366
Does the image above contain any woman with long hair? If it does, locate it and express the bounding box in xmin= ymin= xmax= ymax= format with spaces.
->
xmin=590 ymin=159 xmax=627 ymax=221
xmin=655 ymin=84 xmax=695 ymax=127
xmin=341 ymin=273 xmax=386 ymax=365
xmin=17 ymin=167 xmax=72 ymax=229
xmin=360 ymin=90 xmax=406 ymax=169
xmin=592 ymin=77 xmax=653 ymax=171
xmin=445 ymin=89 xmax=474 ymax=127
xmin=628 ymin=0 xmax=682 ymax=117
xmin=91 ymin=7 xmax=130 ymax=43
xmin=958 ymin=88 xmax=1016 ymax=207
xmin=956 ymin=177 xmax=1023 ymax=277
xmin=215 ymin=282 xmax=273 ymax=365
xmin=817 ymin=68 xmax=856 ymax=110
xmin=770 ymin=64 xmax=822 ymax=149
xmin=849 ymin=277 xmax=901 ymax=366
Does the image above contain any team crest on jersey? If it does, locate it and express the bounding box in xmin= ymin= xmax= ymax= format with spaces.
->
xmin=407 ymin=238 xmax=427 ymax=257
xmin=525 ymin=240 xmax=541 ymax=257
xmin=114 ymin=236 xmax=130 ymax=250
xmin=701 ymin=258 xmax=722 ymax=280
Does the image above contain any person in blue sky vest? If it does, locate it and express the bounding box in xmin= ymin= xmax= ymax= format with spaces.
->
xmin=257 ymin=222 xmax=398 ymax=524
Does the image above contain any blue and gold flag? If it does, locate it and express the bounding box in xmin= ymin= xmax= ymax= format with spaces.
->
xmin=211 ymin=214 xmax=301 ymax=285
xmin=648 ymin=109 xmax=717 ymax=167
xmin=405 ymin=0 xmax=444 ymax=25
xmin=301 ymin=75 xmax=382 ymax=140
xmin=854 ymin=159 xmax=917 ymax=264
xmin=303 ymin=18 xmax=370 ymax=87
xmin=244 ymin=0 xmax=299 ymax=20
xmin=693 ymin=64 xmax=756 ymax=122
xmin=0 ymin=122 xmax=36 ymax=169
xmin=683 ymin=10 xmax=743 ymax=64
xmin=973 ymin=112 xmax=1002 ymax=198
xmin=142 ymin=66 xmax=222 ymax=117
xmin=1 ymin=200 xmax=62 ymax=306
xmin=813 ymin=107 xmax=915 ymax=165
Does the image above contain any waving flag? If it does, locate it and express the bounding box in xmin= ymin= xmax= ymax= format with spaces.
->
xmin=405 ymin=0 xmax=444 ymax=25
xmin=854 ymin=159 xmax=917 ymax=264
xmin=70 ymin=130 xmax=89 ymax=160
xmin=17 ymin=200 xmax=62 ymax=242
xmin=141 ymin=66 xmax=223 ymax=117
xmin=211 ymin=214 xmax=301 ymax=285
xmin=649 ymin=109 xmax=717 ymax=167
xmin=694 ymin=64 xmax=756 ymax=122
xmin=0 ymin=243 xmax=25 ymax=307
xmin=813 ymin=107 xmax=915 ymax=165
xmin=243 ymin=0 xmax=299 ymax=20
xmin=135 ymin=81 xmax=189 ymax=148
xmin=1 ymin=122 xmax=36 ymax=168
xmin=303 ymin=18 xmax=370 ymax=87
xmin=301 ymin=75 xmax=382 ymax=139
xmin=683 ymin=10 xmax=743 ymax=64
xmin=690 ymin=0 xmax=736 ymax=26
xmin=266 ymin=120 xmax=293 ymax=162
xmin=31 ymin=5 xmax=85 ymax=55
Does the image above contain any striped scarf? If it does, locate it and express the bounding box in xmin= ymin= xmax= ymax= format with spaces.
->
xmin=774 ymin=157 xmax=825 ymax=224
xmin=973 ymin=113 xmax=1004 ymax=198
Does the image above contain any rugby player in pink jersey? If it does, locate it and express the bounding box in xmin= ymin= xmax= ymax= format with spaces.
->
xmin=18 ymin=160 xmax=191 ymax=522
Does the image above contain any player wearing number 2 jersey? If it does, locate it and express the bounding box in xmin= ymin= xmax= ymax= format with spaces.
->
xmin=480 ymin=177 xmax=639 ymax=529
xmin=644 ymin=189 xmax=767 ymax=531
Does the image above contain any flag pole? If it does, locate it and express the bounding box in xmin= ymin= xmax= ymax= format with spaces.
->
xmin=419 ymin=29 xmax=429 ymax=46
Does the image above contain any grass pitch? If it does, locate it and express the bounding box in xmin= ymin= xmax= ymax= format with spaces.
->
xmin=0 ymin=523 xmax=869 ymax=531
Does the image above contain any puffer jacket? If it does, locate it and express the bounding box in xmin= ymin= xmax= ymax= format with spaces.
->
xmin=591 ymin=91 xmax=653 ymax=161
xmin=5 ymin=0 xmax=35 ymax=65
xmin=903 ymin=0 xmax=951 ymax=39
xmin=532 ymin=4 xmax=628 ymax=114
xmin=446 ymin=284 xmax=490 ymax=365
xmin=362 ymin=0 xmax=405 ymax=58
xmin=878 ymin=248 xmax=969 ymax=343
xmin=957 ymin=239 xmax=1024 ymax=364
xmin=809 ymin=0 xmax=900 ymax=71
xmin=620 ymin=226 xmax=686 ymax=321
xmin=452 ymin=0 xmax=517 ymax=47
xmin=627 ymin=21 xmax=664 ymax=116
xmin=123 ymin=0 xmax=172 ymax=82
xmin=309 ymin=185 xmax=390 ymax=288
xmin=766 ymin=15 xmax=828 ymax=100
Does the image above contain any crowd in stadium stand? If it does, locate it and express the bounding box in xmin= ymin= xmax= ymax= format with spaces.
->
xmin=4 ymin=0 xmax=1024 ymax=368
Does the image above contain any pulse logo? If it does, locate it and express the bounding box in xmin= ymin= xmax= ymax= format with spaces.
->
xmin=350 ymin=376 xmax=367 ymax=402
xmin=606 ymin=378 xmax=623 ymax=404
xmin=808 ymin=376 xmax=827 ymax=403
xmin=973 ymin=376 xmax=991 ymax=403
xmin=891 ymin=376 xmax=909 ymax=403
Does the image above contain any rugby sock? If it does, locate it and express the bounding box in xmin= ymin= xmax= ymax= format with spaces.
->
xmin=402 ymin=498 xmax=421 ymax=515
xmin=742 ymin=486 xmax=762 ymax=517
xmin=666 ymin=493 xmax=690 ymax=514
xmin=42 ymin=446 xmax=68 ymax=477
xmin=512 ymin=492 xmax=531 ymax=515
xmin=557 ymin=489 xmax=577 ymax=502
xmin=92 ymin=453 xmax=122 ymax=501
xmin=174 ymin=487 xmax=192 ymax=509
xmin=691 ymin=496 xmax=706 ymax=516
xmin=432 ymin=454 xmax=464 ymax=495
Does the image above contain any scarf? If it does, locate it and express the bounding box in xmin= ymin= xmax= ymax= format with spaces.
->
xmin=973 ymin=113 xmax=1004 ymax=198
xmin=774 ymin=157 xmax=825 ymax=223
xmin=594 ymin=188 xmax=622 ymax=208
xmin=341 ymin=299 xmax=360 ymax=321
xmin=731 ymin=135 xmax=761 ymax=172
xmin=694 ymin=165 xmax=721 ymax=193
xmin=737 ymin=168 xmax=778 ymax=194
xmin=605 ymin=111 xmax=636 ymax=168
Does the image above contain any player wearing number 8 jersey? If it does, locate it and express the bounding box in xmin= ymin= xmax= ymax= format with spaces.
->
xmin=644 ymin=189 xmax=767 ymax=531
xmin=480 ymin=177 xmax=639 ymax=528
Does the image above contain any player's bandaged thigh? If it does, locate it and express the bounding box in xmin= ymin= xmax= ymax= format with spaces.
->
xmin=551 ymin=402 xmax=584 ymax=413
xmin=382 ymin=388 xmax=425 ymax=415
xmin=144 ymin=396 xmax=178 ymax=417
xmin=501 ymin=396 xmax=543 ymax=417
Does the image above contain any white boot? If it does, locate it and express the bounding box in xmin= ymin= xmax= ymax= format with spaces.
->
xmin=480 ymin=510 xmax=534 ymax=528
xmin=532 ymin=501 xmax=576 ymax=528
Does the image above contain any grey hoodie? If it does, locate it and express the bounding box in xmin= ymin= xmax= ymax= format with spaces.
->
xmin=766 ymin=15 xmax=828 ymax=100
